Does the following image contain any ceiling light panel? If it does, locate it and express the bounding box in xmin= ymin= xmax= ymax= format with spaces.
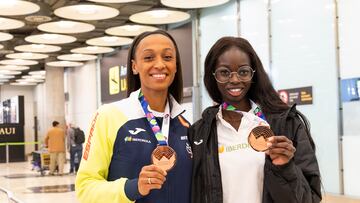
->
xmin=29 ymin=70 xmax=46 ymax=75
xmin=0 ymin=70 xmax=21 ymax=75
xmin=6 ymin=53 xmax=48 ymax=60
xmin=47 ymin=61 xmax=84 ymax=67
xmin=0 ymin=32 xmax=13 ymax=42
xmin=38 ymin=20 xmax=95 ymax=34
xmin=16 ymin=78 xmax=44 ymax=83
xmin=54 ymin=4 xmax=119 ymax=21
xmin=161 ymin=0 xmax=230 ymax=9
xmin=0 ymin=65 xmax=30 ymax=71
xmin=0 ymin=75 xmax=15 ymax=79
xmin=10 ymin=82 xmax=37 ymax=86
xmin=25 ymin=34 xmax=76 ymax=44
xmin=86 ymin=36 xmax=133 ymax=47
xmin=0 ymin=17 xmax=25 ymax=30
xmin=57 ymin=54 xmax=97 ymax=61
xmin=129 ymin=9 xmax=190 ymax=25
xmin=15 ymin=44 xmax=62 ymax=53
xmin=86 ymin=0 xmax=140 ymax=3
xmin=22 ymin=75 xmax=45 ymax=79
xmin=71 ymin=46 xmax=114 ymax=54
xmin=0 ymin=1 xmax=40 ymax=16
xmin=0 ymin=59 xmax=38 ymax=66
xmin=105 ymin=24 xmax=158 ymax=36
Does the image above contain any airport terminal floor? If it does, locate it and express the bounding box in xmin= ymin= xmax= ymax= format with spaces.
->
xmin=0 ymin=158 xmax=359 ymax=203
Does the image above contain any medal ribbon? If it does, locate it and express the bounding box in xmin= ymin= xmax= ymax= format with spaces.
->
xmin=139 ymin=91 xmax=170 ymax=146
xmin=222 ymin=102 xmax=267 ymax=121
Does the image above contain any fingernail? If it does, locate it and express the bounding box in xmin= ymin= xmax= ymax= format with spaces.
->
xmin=267 ymin=142 xmax=272 ymax=147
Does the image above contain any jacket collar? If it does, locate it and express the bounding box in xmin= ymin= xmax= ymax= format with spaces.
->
xmin=129 ymin=88 xmax=185 ymax=119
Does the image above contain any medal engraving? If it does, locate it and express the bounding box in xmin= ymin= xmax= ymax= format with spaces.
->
xmin=248 ymin=126 xmax=274 ymax=152
xmin=151 ymin=146 xmax=177 ymax=171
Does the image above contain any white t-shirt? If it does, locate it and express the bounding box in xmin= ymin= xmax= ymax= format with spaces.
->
xmin=216 ymin=104 xmax=267 ymax=203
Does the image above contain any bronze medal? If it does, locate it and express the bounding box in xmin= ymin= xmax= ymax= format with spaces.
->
xmin=248 ymin=125 xmax=274 ymax=152
xmin=151 ymin=145 xmax=177 ymax=172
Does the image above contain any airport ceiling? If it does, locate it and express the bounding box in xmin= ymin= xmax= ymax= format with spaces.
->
xmin=1 ymin=0 xmax=164 ymax=59
xmin=0 ymin=0 xmax=229 ymax=85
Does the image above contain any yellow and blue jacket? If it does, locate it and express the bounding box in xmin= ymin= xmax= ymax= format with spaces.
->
xmin=75 ymin=89 xmax=192 ymax=203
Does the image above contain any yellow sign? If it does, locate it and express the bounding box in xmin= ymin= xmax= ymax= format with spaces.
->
xmin=0 ymin=127 xmax=16 ymax=135
xmin=109 ymin=66 xmax=120 ymax=95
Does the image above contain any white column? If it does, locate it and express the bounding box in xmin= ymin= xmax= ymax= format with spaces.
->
xmin=43 ymin=66 xmax=66 ymax=131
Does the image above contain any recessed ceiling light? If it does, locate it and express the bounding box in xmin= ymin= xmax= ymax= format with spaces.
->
xmin=105 ymin=24 xmax=158 ymax=36
xmin=0 ymin=32 xmax=13 ymax=42
xmin=15 ymin=44 xmax=62 ymax=53
xmin=54 ymin=4 xmax=119 ymax=21
xmin=0 ymin=17 xmax=25 ymax=30
xmin=161 ymin=0 xmax=230 ymax=9
xmin=86 ymin=0 xmax=140 ymax=3
xmin=23 ymin=75 xmax=45 ymax=79
xmin=0 ymin=70 xmax=21 ymax=75
xmin=0 ymin=0 xmax=40 ymax=16
xmin=57 ymin=54 xmax=98 ymax=61
xmin=16 ymin=78 xmax=44 ymax=83
xmin=38 ymin=20 xmax=95 ymax=34
xmin=86 ymin=36 xmax=133 ymax=47
xmin=29 ymin=70 xmax=46 ymax=75
xmin=0 ymin=65 xmax=30 ymax=71
xmin=0 ymin=74 xmax=15 ymax=79
xmin=130 ymin=9 xmax=190 ymax=25
xmin=47 ymin=61 xmax=84 ymax=67
xmin=10 ymin=82 xmax=37 ymax=86
xmin=71 ymin=46 xmax=114 ymax=54
xmin=0 ymin=45 xmax=3 ymax=50
xmin=6 ymin=52 xmax=49 ymax=60
xmin=25 ymin=34 xmax=76 ymax=44
xmin=0 ymin=59 xmax=38 ymax=66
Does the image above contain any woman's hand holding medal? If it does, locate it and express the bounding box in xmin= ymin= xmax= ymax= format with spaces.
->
xmin=266 ymin=136 xmax=296 ymax=166
xmin=138 ymin=164 xmax=167 ymax=196
xmin=248 ymin=126 xmax=296 ymax=166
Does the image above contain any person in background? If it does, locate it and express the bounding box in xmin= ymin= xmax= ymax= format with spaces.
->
xmin=75 ymin=30 xmax=192 ymax=203
xmin=189 ymin=37 xmax=321 ymax=203
xmin=67 ymin=123 xmax=83 ymax=174
xmin=45 ymin=120 xmax=66 ymax=176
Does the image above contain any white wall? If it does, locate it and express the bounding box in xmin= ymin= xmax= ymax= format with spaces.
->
xmin=239 ymin=0 xmax=270 ymax=74
xmin=270 ymin=0 xmax=340 ymax=193
xmin=199 ymin=0 xmax=238 ymax=111
xmin=34 ymin=83 xmax=46 ymax=145
xmin=64 ymin=61 xmax=98 ymax=133
xmin=338 ymin=0 xmax=360 ymax=196
xmin=0 ymin=85 xmax=35 ymax=155
xmin=342 ymin=136 xmax=360 ymax=196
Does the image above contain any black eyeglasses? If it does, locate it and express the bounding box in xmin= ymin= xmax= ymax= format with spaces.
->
xmin=213 ymin=66 xmax=255 ymax=83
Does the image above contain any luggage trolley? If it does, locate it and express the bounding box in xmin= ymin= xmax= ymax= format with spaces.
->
xmin=31 ymin=148 xmax=50 ymax=176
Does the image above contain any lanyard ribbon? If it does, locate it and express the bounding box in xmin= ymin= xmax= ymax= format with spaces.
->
xmin=222 ymin=102 xmax=267 ymax=121
xmin=139 ymin=91 xmax=170 ymax=146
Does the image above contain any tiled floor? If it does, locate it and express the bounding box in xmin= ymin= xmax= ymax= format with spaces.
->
xmin=1 ymin=161 xmax=360 ymax=203
xmin=323 ymin=194 xmax=360 ymax=203
xmin=0 ymin=161 xmax=78 ymax=203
